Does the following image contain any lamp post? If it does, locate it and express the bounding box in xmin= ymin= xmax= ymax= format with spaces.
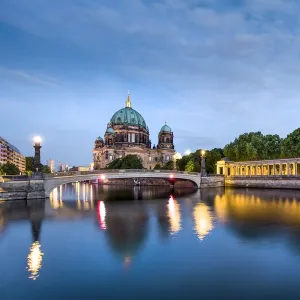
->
xmin=201 ymin=149 xmax=207 ymax=177
xmin=33 ymin=136 xmax=43 ymax=178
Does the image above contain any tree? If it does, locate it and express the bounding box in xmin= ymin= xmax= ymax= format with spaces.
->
xmin=262 ymin=134 xmax=282 ymax=159
xmin=0 ymin=165 xmax=3 ymax=175
xmin=26 ymin=156 xmax=34 ymax=172
xmin=205 ymin=148 xmax=224 ymax=174
xmin=185 ymin=160 xmax=194 ymax=172
xmin=153 ymin=164 xmax=161 ymax=170
xmin=224 ymin=132 xmax=282 ymax=162
xmin=281 ymin=128 xmax=300 ymax=158
xmin=42 ymin=165 xmax=51 ymax=174
xmin=106 ymin=155 xmax=143 ymax=169
xmin=161 ymin=161 xmax=174 ymax=170
xmin=0 ymin=163 xmax=20 ymax=175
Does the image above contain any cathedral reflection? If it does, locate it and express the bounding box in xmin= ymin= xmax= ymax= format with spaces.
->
xmin=100 ymin=201 xmax=149 ymax=267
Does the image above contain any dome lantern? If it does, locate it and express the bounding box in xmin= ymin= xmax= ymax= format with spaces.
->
xmin=126 ymin=91 xmax=132 ymax=108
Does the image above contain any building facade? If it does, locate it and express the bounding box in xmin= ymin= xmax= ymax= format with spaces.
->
xmin=47 ymin=159 xmax=55 ymax=173
xmin=0 ymin=136 xmax=26 ymax=172
xmin=93 ymin=94 xmax=175 ymax=169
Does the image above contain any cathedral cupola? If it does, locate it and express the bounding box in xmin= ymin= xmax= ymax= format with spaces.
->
xmin=105 ymin=127 xmax=116 ymax=146
xmin=95 ymin=136 xmax=104 ymax=149
xmin=157 ymin=123 xmax=174 ymax=150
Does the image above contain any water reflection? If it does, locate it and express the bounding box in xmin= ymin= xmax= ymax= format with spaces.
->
xmin=193 ymin=202 xmax=214 ymax=241
xmin=3 ymin=185 xmax=300 ymax=289
xmin=214 ymin=190 xmax=300 ymax=227
xmin=103 ymin=201 xmax=149 ymax=265
xmin=97 ymin=201 xmax=106 ymax=230
xmin=27 ymin=241 xmax=44 ymax=280
xmin=168 ymin=195 xmax=181 ymax=235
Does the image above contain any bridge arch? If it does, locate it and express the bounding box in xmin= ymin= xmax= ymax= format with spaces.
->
xmin=44 ymin=171 xmax=201 ymax=197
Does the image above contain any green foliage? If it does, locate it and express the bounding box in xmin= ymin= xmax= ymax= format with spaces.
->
xmin=0 ymin=163 xmax=20 ymax=175
xmin=224 ymin=132 xmax=283 ymax=161
xmin=205 ymin=148 xmax=224 ymax=174
xmin=281 ymin=128 xmax=300 ymax=158
xmin=173 ymin=127 xmax=300 ymax=174
xmin=161 ymin=161 xmax=174 ymax=170
xmin=106 ymin=155 xmax=143 ymax=169
xmin=0 ymin=165 xmax=3 ymax=175
xmin=42 ymin=165 xmax=51 ymax=174
xmin=153 ymin=164 xmax=161 ymax=170
xmin=26 ymin=156 xmax=34 ymax=172
xmin=185 ymin=160 xmax=194 ymax=172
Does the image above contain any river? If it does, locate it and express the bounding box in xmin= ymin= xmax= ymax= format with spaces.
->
xmin=1 ymin=184 xmax=300 ymax=299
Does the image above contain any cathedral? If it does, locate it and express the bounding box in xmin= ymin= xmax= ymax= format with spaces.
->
xmin=93 ymin=94 xmax=175 ymax=169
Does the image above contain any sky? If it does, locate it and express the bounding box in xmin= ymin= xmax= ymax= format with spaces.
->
xmin=1 ymin=0 xmax=300 ymax=166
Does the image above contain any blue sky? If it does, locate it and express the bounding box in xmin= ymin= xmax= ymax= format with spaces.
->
xmin=1 ymin=0 xmax=300 ymax=166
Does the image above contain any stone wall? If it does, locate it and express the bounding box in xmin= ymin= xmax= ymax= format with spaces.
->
xmin=0 ymin=180 xmax=46 ymax=200
xmin=201 ymin=176 xmax=225 ymax=188
xmin=225 ymin=176 xmax=300 ymax=189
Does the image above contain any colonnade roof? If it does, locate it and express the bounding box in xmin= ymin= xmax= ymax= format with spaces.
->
xmin=218 ymin=158 xmax=300 ymax=165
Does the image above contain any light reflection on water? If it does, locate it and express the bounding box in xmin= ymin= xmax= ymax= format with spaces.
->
xmin=2 ymin=185 xmax=300 ymax=299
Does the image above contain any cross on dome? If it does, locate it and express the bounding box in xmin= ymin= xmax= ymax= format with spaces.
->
xmin=126 ymin=91 xmax=132 ymax=108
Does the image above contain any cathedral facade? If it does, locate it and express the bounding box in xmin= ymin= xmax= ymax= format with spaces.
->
xmin=93 ymin=94 xmax=175 ymax=169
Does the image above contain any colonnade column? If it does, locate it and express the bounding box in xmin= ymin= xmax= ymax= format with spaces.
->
xmin=279 ymin=164 xmax=282 ymax=176
xmin=287 ymin=164 xmax=290 ymax=176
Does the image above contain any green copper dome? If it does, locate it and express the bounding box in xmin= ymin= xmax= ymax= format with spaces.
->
xmin=160 ymin=124 xmax=172 ymax=133
xmin=96 ymin=136 xmax=104 ymax=142
xmin=110 ymin=107 xmax=147 ymax=130
xmin=106 ymin=127 xmax=115 ymax=135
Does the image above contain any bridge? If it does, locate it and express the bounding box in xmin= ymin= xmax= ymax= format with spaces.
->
xmin=44 ymin=169 xmax=201 ymax=197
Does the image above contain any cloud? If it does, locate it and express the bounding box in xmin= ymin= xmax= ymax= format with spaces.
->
xmin=0 ymin=67 xmax=58 ymax=86
xmin=1 ymin=0 xmax=300 ymax=162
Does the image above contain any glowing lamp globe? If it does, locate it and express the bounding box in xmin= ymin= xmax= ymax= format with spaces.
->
xmin=33 ymin=136 xmax=42 ymax=145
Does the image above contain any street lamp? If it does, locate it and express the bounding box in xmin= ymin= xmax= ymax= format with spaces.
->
xmin=33 ymin=136 xmax=43 ymax=178
xmin=200 ymin=149 xmax=207 ymax=177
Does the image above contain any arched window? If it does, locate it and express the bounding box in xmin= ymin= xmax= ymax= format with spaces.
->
xmin=166 ymin=138 xmax=170 ymax=143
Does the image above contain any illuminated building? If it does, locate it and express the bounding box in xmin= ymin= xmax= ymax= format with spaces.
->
xmin=0 ymin=136 xmax=25 ymax=172
xmin=58 ymin=162 xmax=69 ymax=172
xmin=47 ymin=159 xmax=55 ymax=173
xmin=217 ymin=157 xmax=300 ymax=176
xmin=93 ymin=93 xmax=175 ymax=169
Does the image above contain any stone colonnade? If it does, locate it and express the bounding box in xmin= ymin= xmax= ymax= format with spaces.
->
xmin=217 ymin=159 xmax=300 ymax=177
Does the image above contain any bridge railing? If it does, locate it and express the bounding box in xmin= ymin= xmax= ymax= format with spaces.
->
xmin=44 ymin=169 xmax=200 ymax=178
